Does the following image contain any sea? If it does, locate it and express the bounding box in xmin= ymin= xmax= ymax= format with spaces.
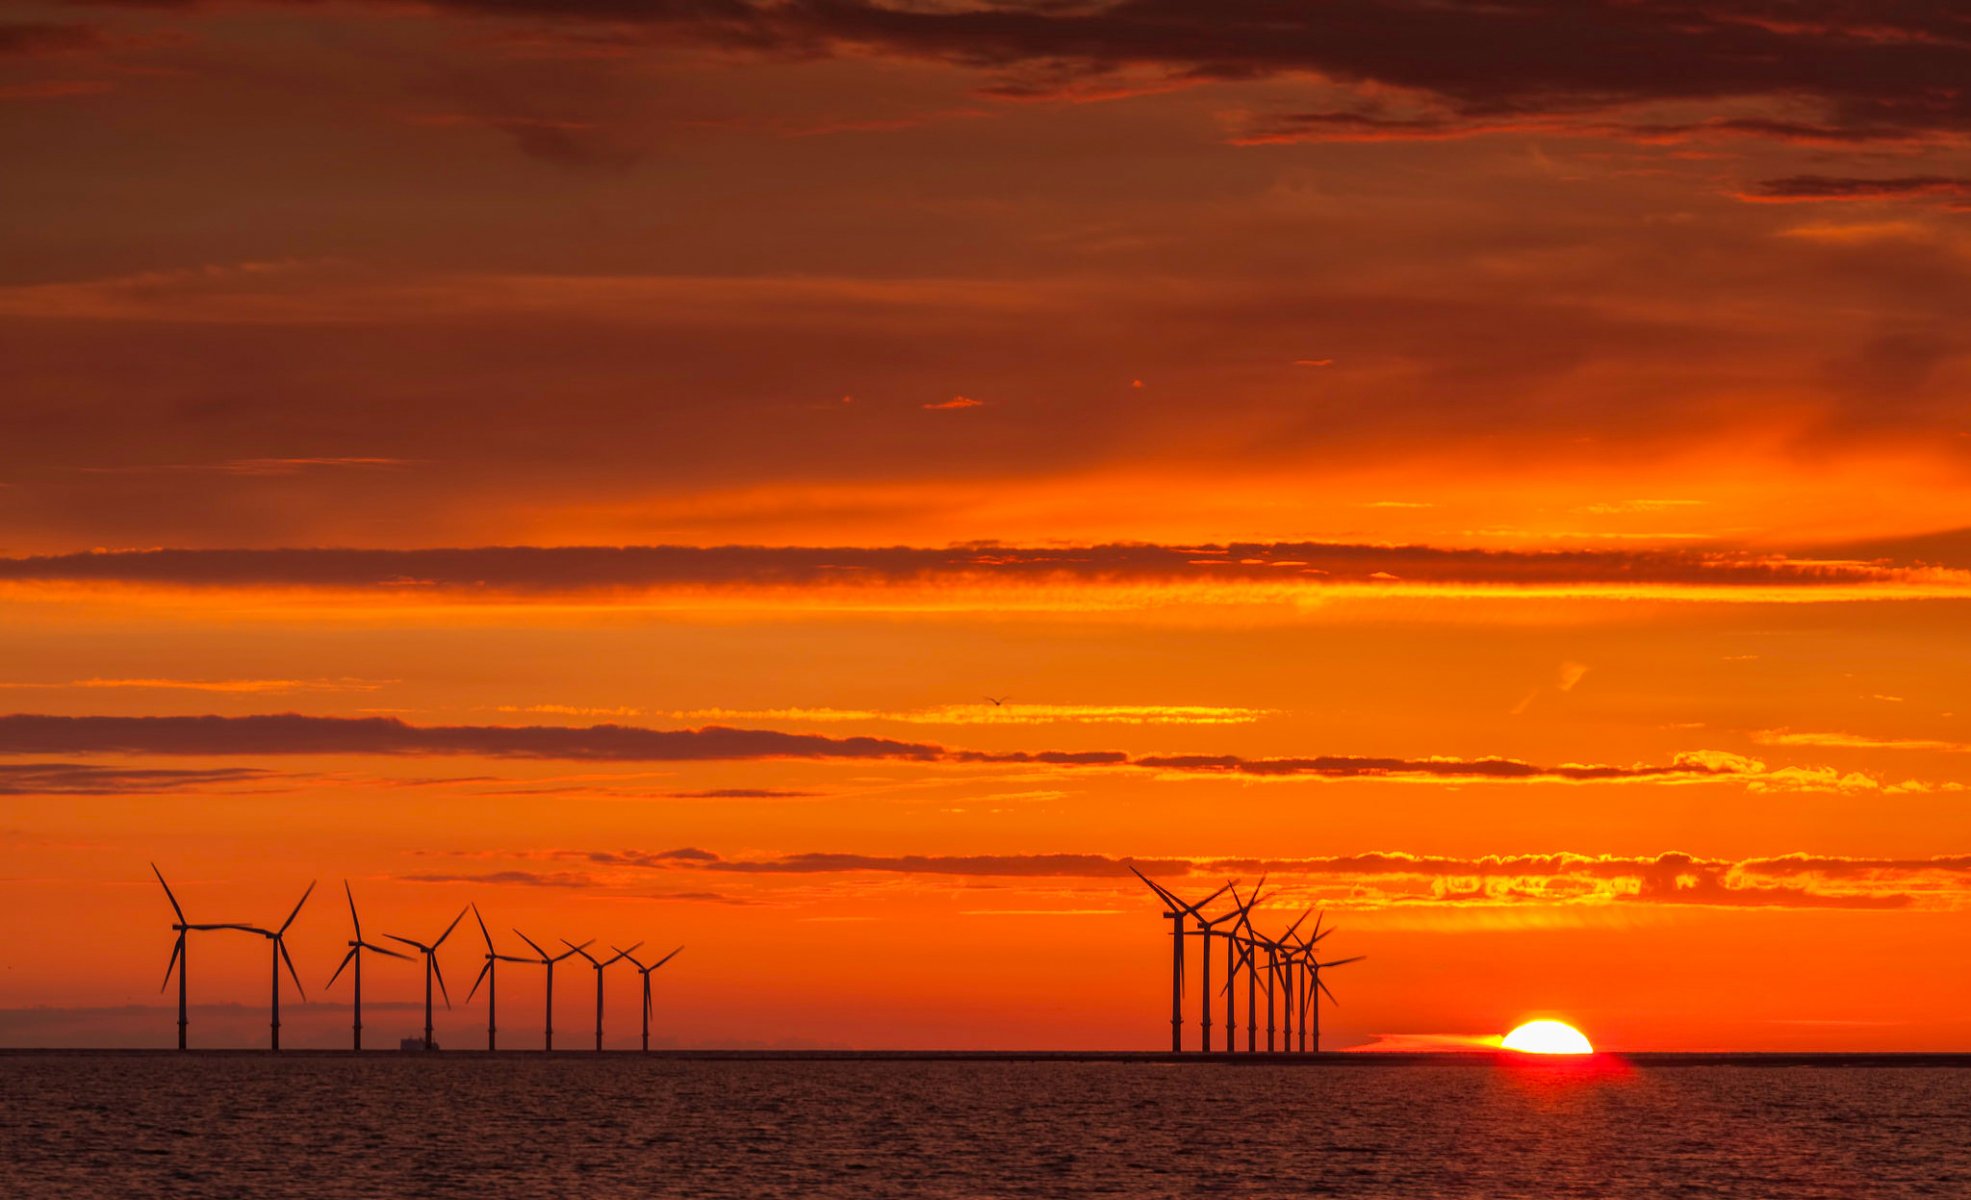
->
xmin=4 ymin=1051 xmax=1968 ymax=1198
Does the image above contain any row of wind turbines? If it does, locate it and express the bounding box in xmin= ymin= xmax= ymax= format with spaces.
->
xmin=153 ymin=865 xmax=682 ymax=1052
xmin=1132 ymin=868 xmax=1363 ymax=1053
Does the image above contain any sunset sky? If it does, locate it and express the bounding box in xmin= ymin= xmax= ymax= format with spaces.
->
xmin=6 ymin=0 xmax=1971 ymax=1051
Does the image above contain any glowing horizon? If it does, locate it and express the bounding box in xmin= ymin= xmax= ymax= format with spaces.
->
xmin=6 ymin=0 xmax=1971 ymax=1052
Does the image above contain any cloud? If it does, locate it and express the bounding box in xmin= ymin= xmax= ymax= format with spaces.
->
xmin=398 ymin=869 xmax=597 ymax=887
xmin=0 ymin=713 xmax=944 ymax=763
xmin=0 ymin=713 xmax=1901 ymax=793
xmin=252 ymin=0 xmax=1971 ymax=146
xmin=922 ymin=396 xmax=983 ymax=410
xmin=0 ymin=22 xmax=102 ymax=56
xmin=663 ymin=787 xmax=822 ymax=798
xmin=0 ymin=678 xmax=387 ymax=695
xmin=1752 ymin=729 xmax=1971 ymax=753
xmin=0 ymin=541 xmax=1952 ymax=597
xmin=662 ymin=703 xmax=1275 ymax=726
xmin=508 ymin=846 xmax=1964 ymax=910
xmin=0 ymin=762 xmax=274 ymax=795
xmin=1738 ymin=176 xmax=1971 ymax=206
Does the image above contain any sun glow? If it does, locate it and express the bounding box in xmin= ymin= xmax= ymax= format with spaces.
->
xmin=1501 ymin=1020 xmax=1594 ymax=1055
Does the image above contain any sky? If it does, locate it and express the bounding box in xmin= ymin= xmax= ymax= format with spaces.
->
xmin=5 ymin=0 xmax=1971 ymax=1051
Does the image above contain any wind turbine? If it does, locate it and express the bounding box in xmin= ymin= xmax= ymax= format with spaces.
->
xmin=566 ymin=939 xmax=639 ymax=1051
xmin=1184 ymin=881 xmax=1253 ymax=1052
xmin=325 ymin=881 xmax=409 ymax=1051
xmin=1302 ymin=954 xmax=1365 ymax=1052
xmin=387 ymin=905 xmax=467 ymax=1051
xmin=465 ymin=904 xmax=531 ymax=1051
xmin=1288 ymin=913 xmax=1360 ymax=1052
xmin=1212 ymin=878 xmax=1265 ymax=1052
xmin=239 ymin=880 xmax=316 ymax=1052
xmin=151 ymin=863 xmax=255 ymax=1050
xmin=615 ymin=945 xmax=683 ymax=1052
xmin=1128 ymin=866 xmax=1230 ymax=1052
xmin=1220 ymin=879 xmax=1267 ymax=1052
xmin=513 ymin=929 xmax=592 ymax=1051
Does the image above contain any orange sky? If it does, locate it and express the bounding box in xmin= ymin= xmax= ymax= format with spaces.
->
xmin=5 ymin=0 xmax=1971 ymax=1051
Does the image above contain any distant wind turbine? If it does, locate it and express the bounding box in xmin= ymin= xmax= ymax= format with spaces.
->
xmin=387 ymin=905 xmax=467 ymax=1051
xmin=615 ymin=945 xmax=683 ymax=1052
xmin=1128 ymin=866 xmax=1231 ymax=1052
xmin=239 ymin=880 xmax=316 ymax=1052
xmin=566 ymin=939 xmax=639 ymax=1051
xmin=513 ymin=929 xmax=592 ymax=1051
xmin=151 ymin=863 xmax=256 ymax=1051
xmin=465 ymin=904 xmax=532 ymax=1052
xmin=325 ymin=881 xmax=409 ymax=1051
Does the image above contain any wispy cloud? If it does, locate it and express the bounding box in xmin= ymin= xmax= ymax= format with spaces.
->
xmin=0 ymin=713 xmax=1928 ymax=794
xmin=0 ymin=678 xmax=388 ymax=695
xmin=467 ymin=846 xmax=1971 ymax=911
xmin=0 ymin=762 xmax=276 ymax=795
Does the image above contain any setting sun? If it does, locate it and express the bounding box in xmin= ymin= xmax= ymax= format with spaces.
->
xmin=1501 ymin=1021 xmax=1595 ymax=1055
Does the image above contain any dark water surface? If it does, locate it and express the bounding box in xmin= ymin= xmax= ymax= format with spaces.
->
xmin=4 ymin=1052 xmax=1968 ymax=1198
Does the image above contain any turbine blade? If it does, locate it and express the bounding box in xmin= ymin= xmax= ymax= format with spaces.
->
xmin=326 ymin=946 xmax=357 ymax=990
xmin=612 ymin=946 xmax=645 ymax=970
xmin=433 ymin=905 xmax=468 ymax=949
xmin=363 ymin=941 xmax=412 ymax=960
xmin=1126 ymin=864 xmax=1179 ymax=907
xmin=279 ymin=880 xmax=316 ymax=935
xmin=151 ymin=863 xmax=186 ymax=923
xmin=467 ymin=960 xmax=492 ymax=1004
xmin=513 ymin=928 xmax=549 ymax=961
xmin=1318 ymin=977 xmax=1338 ymax=1006
xmin=279 ymin=939 xmax=306 ymax=1000
xmin=652 ymin=946 xmax=683 ymax=970
xmin=433 ymin=956 xmax=452 ymax=1009
xmin=160 ymin=935 xmax=183 ymax=992
xmin=385 ymin=934 xmax=425 ymax=951
xmin=344 ymin=881 xmax=360 ymax=940
xmin=472 ymin=903 xmax=494 ymax=953
xmin=1319 ymin=955 xmax=1366 ymax=968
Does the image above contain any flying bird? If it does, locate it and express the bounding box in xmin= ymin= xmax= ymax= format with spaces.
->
xmin=984 ymin=695 xmax=1008 ymax=706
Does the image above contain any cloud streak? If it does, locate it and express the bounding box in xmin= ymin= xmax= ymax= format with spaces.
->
xmin=0 ymin=714 xmax=1911 ymax=793
xmin=0 ymin=542 xmax=1953 ymax=597
xmin=496 ymin=847 xmax=1971 ymax=910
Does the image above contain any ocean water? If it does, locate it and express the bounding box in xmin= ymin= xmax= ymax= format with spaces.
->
xmin=4 ymin=1053 xmax=1968 ymax=1198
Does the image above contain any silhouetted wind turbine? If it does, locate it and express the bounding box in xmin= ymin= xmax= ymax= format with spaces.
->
xmin=151 ymin=863 xmax=256 ymax=1050
xmin=1186 ymin=881 xmax=1252 ymax=1052
xmin=616 ymin=944 xmax=682 ymax=1052
xmin=1128 ymin=866 xmax=1230 ymax=1052
xmin=1289 ymin=914 xmax=1360 ymax=1053
xmin=567 ymin=939 xmax=639 ymax=1051
xmin=325 ymin=881 xmax=408 ymax=1051
xmin=387 ymin=905 xmax=466 ymax=1051
xmin=239 ymin=880 xmax=316 ymax=1052
xmin=1282 ymin=913 xmax=1336 ymax=1051
xmin=513 ymin=929 xmax=592 ymax=1051
xmin=1220 ymin=879 xmax=1267 ymax=1052
xmin=465 ymin=904 xmax=531 ymax=1052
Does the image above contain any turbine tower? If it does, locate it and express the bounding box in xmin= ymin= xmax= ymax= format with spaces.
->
xmin=1127 ymin=866 xmax=1230 ymax=1052
xmin=325 ymin=881 xmax=408 ymax=1051
xmin=465 ymin=903 xmax=531 ymax=1051
xmin=513 ymin=930 xmax=592 ymax=1051
xmin=387 ymin=905 xmax=467 ymax=1051
xmin=150 ymin=863 xmax=255 ymax=1050
xmin=566 ymin=939 xmax=639 ymax=1051
xmin=1221 ymin=878 xmax=1268 ymax=1052
xmin=615 ymin=945 xmax=682 ymax=1053
xmin=239 ymin=880 xmax=316 ymax=1052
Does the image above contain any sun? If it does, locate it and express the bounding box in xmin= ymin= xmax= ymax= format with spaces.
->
xmin=1500 ymin=1020 xmax=1594 ymax=1055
